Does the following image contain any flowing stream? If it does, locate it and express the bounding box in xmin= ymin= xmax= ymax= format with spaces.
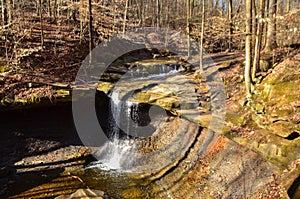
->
xmin=89 ymin=90 xmax=139 ymax=171
xmin=88 ymin=62 xmax=180 ymax=172
xmin=80 ymin=60 xmax=216 ymax=198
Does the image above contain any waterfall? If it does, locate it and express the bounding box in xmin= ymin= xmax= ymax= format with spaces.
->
xmin=129 ymin=63 xmax=179 ymax=80
xmin=91 ymin=88 xmax=138 ymax=171
xmin=89 ymin=63 xmax=180 ymax=171
xmin=93 ymin=138 xmax=135 ymax=171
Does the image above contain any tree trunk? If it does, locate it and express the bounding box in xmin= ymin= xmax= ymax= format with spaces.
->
xmin=47 ymin=0 xmax=51 ymax=17
xmin=112 ymin=0 xmax=116 ymax=33
xmin=6 ymin=0 xmax=12 ymax=23
xmin=265 ymin=0 xmax=277 ymax=51
xmin=1 ymin=0 xmax=8 ymax=27
xmin=199 ymin=0 xmax=205 ymax=73
xmin=122 ymin=0 xmax=128 ymax=34
xmin=190 ymin=0 xmax=194 ymax=16
xmin=80 ymin=0 xmax=84 ymax=43
xmin=245 ymin=0 xmax=252 ymax=97
xmin=228 ymin=0 xmax=233 ymax=51
xmin=252 ymin=0 xmax=257 ymax=58
xmin=277 ymin=0 xmax=283 ymax=16
xmin=141 ymin=0 xmax=145 ymax=27
xmin=222 ymin=0 xmax=226 ymax=17
xmin=156 ymin=0 xmax=160 ymax=28
xmin=263 ymin=0 xmax=269 ymax=47
xmin=165 ymin=0 xmax=169 ymax=28
xmin=36 ymin=0 xmax=40 ymax=15
xmin=57 ymin=0 xmax=61 ymax=18
xmin=53 ymin=0 xmax=57 ymax=20
xmin=286 ymin=0 xmax=290 ymax=12
xmin=252 ymin=0 xmax=265 ymax=81
xmin=88 ymin=0 xmax=93 ymax=54
xmin=214 ymin=0 xmax=219 ymax=16
xmin=39 ymin=0 xmax=44 ymax=48
xmin=186 ymin=0 xmax=190 ymax=58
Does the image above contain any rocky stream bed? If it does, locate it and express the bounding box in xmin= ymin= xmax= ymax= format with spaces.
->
xmin=0 ymin=47 xmax=299 ymax=198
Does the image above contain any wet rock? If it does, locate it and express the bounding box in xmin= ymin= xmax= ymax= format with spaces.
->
xmin=96 ymin=59 xmax=213 ymax=131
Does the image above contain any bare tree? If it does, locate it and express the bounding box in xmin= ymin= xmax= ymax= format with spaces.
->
xmin=245 ymin=0 xmax=252 ymax=97
xmin=39 ymin=0 xmax=44 ymax=48
xmin=214 ymin=0 xmax=219 ymax=16
xmin=80 ymin=0 xmax=84 ymax=43
xmin=47 ymin=0 xmax=51 ymax=17
xmin=199 ymin=0 xmax=205 ymax=73
xmin=88 ymin=0 xmax=93 ymax=56
xmin=53 ymin=0 xmax=57 ymax=21
xmin=286 ymin=0 xmax=290 ymax=12
xmin=265 ymin=0 xmax=277 ymax=51
xmin=277 ymin=0 xmax=283 ymax=16
xmin=123 ymin=0 xmax=128 ymax=34
xmin=252 ymin=0 xmax=265 ymax=81
xmin=1 ymin=0 xmax=8 ymax=27
xmin=112 ymin=0 xmax=117 ymax=33
xmin=228 ymin=0 xmax=233 ymax=51
xmin=252 ymin=0 xmax=257 ymax=55
xmin=156 ymin=0 xmax=160 ymax=28
xmin=186 ymin=0 xmax=190 ymax=58
xmin=6 ymin=0 xmax=12 ymax=24
xmin=36 ymin=0 xmax=40 ymax=15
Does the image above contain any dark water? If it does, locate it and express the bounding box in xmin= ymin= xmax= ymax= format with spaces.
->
xmin=0 ymin=93 xmax=167 ymax=198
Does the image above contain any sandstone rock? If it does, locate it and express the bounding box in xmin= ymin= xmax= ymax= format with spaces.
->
xmin=55 ymin=189 xmax=106 ymax=199
xmin=270 ymin=120 xmax=299 ymax=138
xmin=156 ymin=97 xmax=179 ymax=110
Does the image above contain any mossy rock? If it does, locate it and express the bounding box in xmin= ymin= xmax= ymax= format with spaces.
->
xmin=269 ymin=121 xmax=299 ymax=138
xmin=226 ymin=111 xmax=245 ymax=126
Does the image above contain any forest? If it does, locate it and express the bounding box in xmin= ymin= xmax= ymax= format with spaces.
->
xmin=0 ymin=0 xmax=299 ymax=100
xmin=0 ymin=0 xmax=299 ymax=199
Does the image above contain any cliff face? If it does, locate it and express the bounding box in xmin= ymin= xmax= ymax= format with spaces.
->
xmin=223 ymin=51 xmax=300 ymax=198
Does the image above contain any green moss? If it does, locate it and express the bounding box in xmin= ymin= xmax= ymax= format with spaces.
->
xmin=226 ymin=111 xmax=244 ymax=126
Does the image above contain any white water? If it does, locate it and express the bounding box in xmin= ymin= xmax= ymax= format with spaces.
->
xmin=127 ymin=65 xmax=179 ymax=81
xmin=90 ymin=138 xmax=135 ymax=171
xmin=89 ymin=63 xmax=179 ymax=171
xmin=91 ymin=88 xmax=139 ymax=171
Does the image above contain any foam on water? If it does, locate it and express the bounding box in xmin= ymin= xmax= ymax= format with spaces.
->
xmin=89 ymin=87 xmax=138 ymax=171
xmin=87 ymin=63 xmax=178 ymax=172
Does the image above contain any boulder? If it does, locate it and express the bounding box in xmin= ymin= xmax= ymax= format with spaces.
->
xmin=55 ymin=189 xmax=106 ymax=199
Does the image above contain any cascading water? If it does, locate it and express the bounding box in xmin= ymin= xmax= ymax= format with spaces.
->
xmin=130 ymin=63 xmax=179 ymax=79
xmin=88 ymin=63 xmax=180 ymax=171
xmin=81 ymin=60 xmax=217 ymax=198
xmin=90 ymin=88 xmax=140 ymax=171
